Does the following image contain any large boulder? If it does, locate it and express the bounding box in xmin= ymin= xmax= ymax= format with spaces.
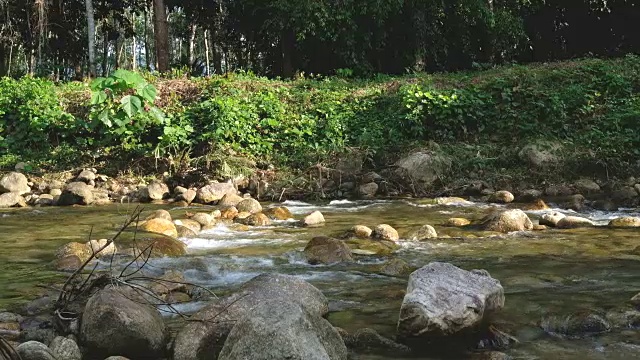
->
xmin=173 ymin=274 xmax=327 ymax=360
xmin=609 ymin=216 xmax=640 ymax=228
xmin=50 ymin=336 xmax=82 ymax=360
xmin=141 ymin=181 xmax=170 ymax=201
xmin=397 ymin=262 xmax=504 ymax=343
xmin=408 ymin=225 xmax=438 ymax=241
xmin=556 ymin=216 xmax=594 ymax=229
xmin=358 ymin=182 xmax=379 ymax=198
xmin=480 ymin=209 xmax=533 ymax=233
xmin=140 ymin=218 xmax=178 ymax=238
xmin=16 ymin=341 xmax=56 ymax=360
xmin=488 ymin=191 xmax=514 ymax=204
xmin=302 ymin=211 xmax=325 ymax=227
xmin=80 ymin=288 xmax=167 ymax=359
xmin=242 ymin=213 xmax=271 ymax=226
xmin=263 ymin=206 xmax=293 ymax=220
xmin=218 ymin=300 xmax=348 ymax=360
xmin=372 ymin=224 xmax=399 ymax=241
xmin=192 ymin=213 xmax=215 ymax=228
xmin=304 ymin=237 xmax=354 ymax=265
xmin=58 ymin=182 xmax=94 ymax=206
xmin=574 ymin=179 xmax=600 ymax=194
xmin=145 ymin=209 xmax=172 ymax=221
xmin=137 ymin=235 xmax=187 ymax=257
xmin=218 ymin=193 xmax=244 ymax=207
xmin=196 ymin=183 xmax=236 ymax=204
xmin=0 ymin=172 xmax=30 ymax=194
xmin=379 ymin=258 xmax=412 ymax=277
xmin=519 ymin=141 xmax=562 ymax=168
xmin=236 ymin=198 xmax=263 ymax=214
xmin=86 ymin=239 xmax=117 ymax=259
xmin=76 ymin=169 xmax=96 ymax=183
xmin=539 ymin=212 xmax=566 ymax=227
xmin=0 ymin=192 xmax=27 ymax=208
xmin=174 ymin=219 xmax=202 ymax=234
xmin=394 ymin=151 xmax=451 ymax=186
xmin=54 ymin=242 xmax=93 ymax=270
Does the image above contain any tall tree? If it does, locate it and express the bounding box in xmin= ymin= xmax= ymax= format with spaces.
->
xmin=85 ymin=0 xmax=96 ymax=77
xmin=153 ymin=0 xmax=169 ymax=72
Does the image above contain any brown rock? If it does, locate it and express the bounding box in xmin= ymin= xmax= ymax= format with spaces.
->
xmin=556 ymin=216 xmax=594 ymax=229
xmin=609 ymin=217 xmax=640 ymax=228
xmin=263 ymin=206 xmax=293 ymax=220
xmin=443 ymin=218 xmax=471 ymax=227
xmin=372 ymin=224 xmax=399 ymax=241
xmin=145 ymin=209 xmax=172 ymax=222
xmin=140 ymin=218 xmax=178 ymax=238
xmin=220 ymin=206 xmax=239 ymax=220
xmin=304 ymin=237 xmax=353 ymax=265
xmin=243 ymin=213 xmax=271 ymax=226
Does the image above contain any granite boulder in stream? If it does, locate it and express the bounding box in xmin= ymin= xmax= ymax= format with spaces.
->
xmin=173 ymin=273 xmax=329 ymax=360
xmin=218 ymin=300 xmax=347 ymax=360
xmin=397 ymin=262 xmax=505 ymax=346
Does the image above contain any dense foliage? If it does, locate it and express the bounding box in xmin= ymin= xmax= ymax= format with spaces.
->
xmin=1 ymin=57 xmax=639 ymax=179
xmin=1 ymin=0 xmax=640 ymax=78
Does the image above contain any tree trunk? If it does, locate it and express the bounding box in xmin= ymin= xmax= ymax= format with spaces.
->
xmin=85 ymin=0 xmax=97 ymax=77
xmin=281 ymin=29 xmax=295 ymax=78
xmin=0 ymin=45 xmax=6 ymax=77
xmin=144 ymin=7 xmax=152 ymax=70
xmin=204 ymin=29 xmax=211 ymax=76
xmin=115 ymin=34 xmax=121 ymax=70
xmin=132 ymin=13 xmax=137 ymax=71
xmin=102 ymin=28 xmax=109 ymax=76
xmin=153 ymin=0 xmax=169 ymax=72
xmin=188 ymin=23 xmax=197 ymax=67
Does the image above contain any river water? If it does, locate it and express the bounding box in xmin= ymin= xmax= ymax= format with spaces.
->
xmin=1 ymin=199 xmax=640 ymax=359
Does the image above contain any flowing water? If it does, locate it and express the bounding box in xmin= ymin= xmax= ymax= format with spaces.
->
xmin=2 ymin=199 xmax=640 ymax=359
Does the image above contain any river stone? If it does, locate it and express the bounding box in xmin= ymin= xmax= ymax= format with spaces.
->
xmin=304 ymin=236 xmax=353 ymax=265
xmin=346 ymin=225 xmax=373 ymax=238
xmin=35 ymin=194 xmax=55 ymax=206
xmin=76 ymin=169 xmax=96 ymax=183
xmin=218 ymin=300 xmax=347 ymax=360
xmin=174 ymin=219 xmax=202 ymax=234
xmin=58 ymin=182 xmax=94 ymax=206
xmin=409 ymin=225 xmax=438 ymax=241
xmin=138 ymin=236 xmax=187 ymax=257
xmin=302 ymin=211 xmax=325 ymax=226
xmin=16 ymin=341 xmax=56 ymax=360
xmin=173 ymin=274 xmax=328 ymax=360
xmin=359 ymin=182 xmax=379 ymax=198
xmin=574 ymin=179 xmax=600 ymax=194
xmin=56 ymin=242 xmax=92 ymax=263
xmin=174 ymin=186 xmax=188 ymax=195
xmin=519 ymin=142 xmax=562 ymax=168
xmin=81 ymin=288 xmax=167 ymax=359
xmin=545 ymin=184 xmax=573 ymax=197
xmin=86 ymin=239 xmax=117 ymax=258
xmin=49 ymin=188 xmax=62 ymax=197
xmin=541 ymin=313 xmax=611 ymax=338
xmin=0 ymin=172 xmax=31 ymax=194
xmin=196 ymin=183 xmax=236 ymax=204
xmin=517 ymin=189 xmax=543 ymax=202
xmin=539 ymin=212 xmax=565 ymax=227
xmin=141 ymin=181 xmax=170 ymax=201
xmin=192 ymin=212 xmax=214 ymax=227
xmin=345 ymin=238 xmax=399 ymax=256
xmin=397 ymin=262 xmax=504 ymax=342
xmin=480 ymin=209 xmax=533 ymax=233
xmin=104 ymin=357 xmax=131 ymax=360
xmin=218 ymin=193 xmax=244 ymax=207
xmin=444 ymin=218 xmax=471 ymax=227
xmin=243 ymin=213 xmax=271 ymax=226
xmin=394 ymin=151 xmax=451 ymax=186
xmin=609 ymin=216 xmax=640 ymax=228
xmin=561 ymin=194 xmax=586 ymax=211
xmin=140 ymin=218 xmax=178 ymax=238
xmin=372 ymin=224 xmax=399 ymax=241
xmin=0 ymin=192 xmax=27 ymax=208
xmin=236 ymin=198 xmax=262 ymax=214
xmin=220 ymin=206 xmax=239 ymax=220
xmin=435 ymin=197 xmax=473 ymax=205
xmin=177 ymin=225 xmax=198 ymax=238
xmin=145 ymin=209 xmax=172 ymax=221
xmin=521 ymin=199 xmax=549 ymax=210
xmin=177 ymin=189 xmax=197 ymax=204
xmin=151 ymin=270 xmax=187 ymax=295
xmin=556 ymin=216 xmax=594 ymax=229
xmin=344 ymin=328 xmax=412 ymax=356
xmin=50 ymin=336 xmax=82 ymax=360
xmin=263 ymin=206 xmax=293 ymax=220
xmin=234 ymin=212 xmax=251 ymax=222
xmin=379 ymin=258 xmax=411 ymax=277
xmin=488 ymin=191 xmax=514 ymax=204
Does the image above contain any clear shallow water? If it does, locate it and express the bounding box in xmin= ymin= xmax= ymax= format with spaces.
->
xmin=2 ymin=199 xmax=640 ymax=359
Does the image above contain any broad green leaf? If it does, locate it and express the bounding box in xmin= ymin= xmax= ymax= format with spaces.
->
xmin=137 ymin=84 xmax=158 ymax=104
xmin=98 ymin=108 xmax=112 ymax=127
xmin=120 ymin=95 xmax=142 ymax=117
xmin=90 ymin=90 xmax=108 ymax=105
xmin=149 ymin=106 xmax=165 ymax=123
xmin=113 ymin=69 xmax=145 ymax=86
xmin=89 ymin=77 xmax=107 ymax=91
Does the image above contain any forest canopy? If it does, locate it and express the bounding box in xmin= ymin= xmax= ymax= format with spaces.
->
xmin=1 ymin=0 xmax=639 ymax=79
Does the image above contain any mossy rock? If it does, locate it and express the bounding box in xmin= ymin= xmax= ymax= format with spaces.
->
xmin=120 ymin=234 xmax=187 ymax=257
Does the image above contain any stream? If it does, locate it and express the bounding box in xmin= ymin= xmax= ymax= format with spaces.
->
xmin=2 ymin=199 xmax=640 ymax=359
